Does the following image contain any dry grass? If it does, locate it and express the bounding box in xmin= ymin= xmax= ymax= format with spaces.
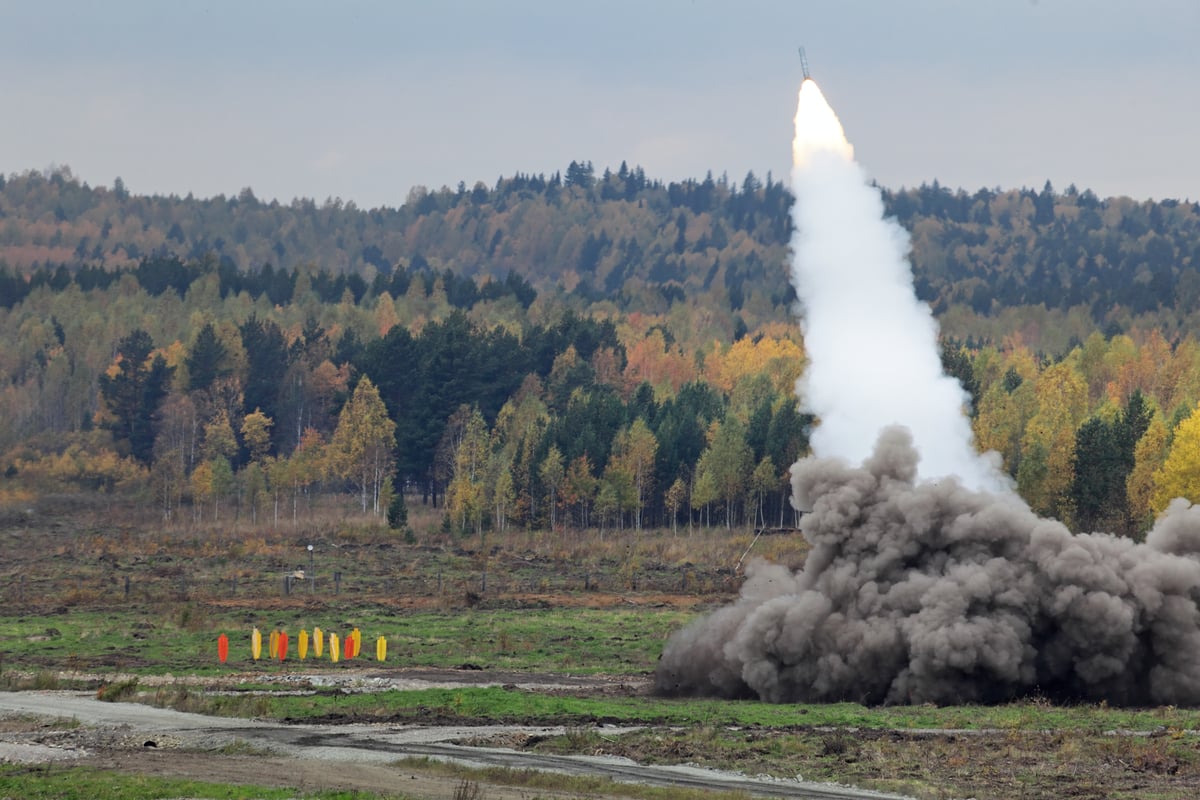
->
xmin=0 ymin=490 xmax=776 ymax=614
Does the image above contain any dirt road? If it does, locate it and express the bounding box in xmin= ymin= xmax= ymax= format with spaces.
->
xmin=0 ymin=690 xmax=913 ymax=800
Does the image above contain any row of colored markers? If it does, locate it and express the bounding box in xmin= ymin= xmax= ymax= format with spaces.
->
xmin=216 ymin=627 xmax=386 ymax=663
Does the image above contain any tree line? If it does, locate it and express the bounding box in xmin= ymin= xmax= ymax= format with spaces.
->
xmin=6 ymin=166 xmax=1200 ymax=355
xmin=6 ymin=294 xmax=814 ymax=532
xmin=21 ymin=265 xmax=1200 ymax=540
xmin=7 ymin=164 xmax=1200 ymax=535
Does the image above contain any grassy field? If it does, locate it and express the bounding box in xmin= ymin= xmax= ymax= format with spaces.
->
xmin=193 ymin=685 xmax=1200 ymax=732
xmin=0 ymin=760 xmax=764 ymax=800
xmin=0 ymin=494 xmax=790 ymax=614
xmin=0 ymin=766 xmax=383 ymax=800
xmin=0 ymin=495 xmax=744 ymax=677
xmin=3 ymin=497 xmax=1200 ymax=799
xmin=0 ymin=603 xmax=696 ymax=677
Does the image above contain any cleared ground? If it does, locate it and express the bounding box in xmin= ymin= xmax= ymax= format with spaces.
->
xmin=0 ymin=688 xmax=909 ymax=800
xmin=2 ymin=500 xmax=1200 ymax=798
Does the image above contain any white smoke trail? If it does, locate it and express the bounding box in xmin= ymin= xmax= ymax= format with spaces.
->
xmin=789 ymin=80 xmax=1007 ymax=493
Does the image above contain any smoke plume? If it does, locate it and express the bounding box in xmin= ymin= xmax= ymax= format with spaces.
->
xmin=788 ymin=79 xmax=1004 ymax=492
xmin=654 ymin=79 xmax=1200 ymax=706
xmin=657 ymin=427 xmax=1200 ymax=705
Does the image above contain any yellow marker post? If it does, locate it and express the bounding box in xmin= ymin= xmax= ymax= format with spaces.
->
xmin=330 ymin=632 xmax=340 ymax=663
xmin=351 ymin=627 xmax=361 ymax=658
xmin=269 ymin=629 xmax=280 ymax=659
xmin=313 ymin=626 xmax=323 ymax=658
xmin=376 ymin=635 xmax=387 ymax=662
xmin=298 ymin=629 xmax=309 ymax=660
xmin=251 ymin=627 xmax=262 ymax=661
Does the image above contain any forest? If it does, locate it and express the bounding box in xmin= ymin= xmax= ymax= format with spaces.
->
xmin=3 ymin=164 xmax=1200 ymax=537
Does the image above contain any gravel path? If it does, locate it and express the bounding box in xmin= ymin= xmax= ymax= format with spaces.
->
xmin=0 ymin=690 xmax=914 ymax=800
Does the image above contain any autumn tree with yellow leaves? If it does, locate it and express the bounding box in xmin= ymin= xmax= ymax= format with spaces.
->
xmin=1152 ymin=403 xmax=1200 ymax=512
xmin=329 ymin=376 xmax=396 ymax=515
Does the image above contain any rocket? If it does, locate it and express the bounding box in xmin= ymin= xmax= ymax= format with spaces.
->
xmin=798 ymin=47 xmax=811 ymax=81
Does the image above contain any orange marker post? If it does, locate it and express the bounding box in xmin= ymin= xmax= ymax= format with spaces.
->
xmin=217 ymin=633 xmax=229 ymax=664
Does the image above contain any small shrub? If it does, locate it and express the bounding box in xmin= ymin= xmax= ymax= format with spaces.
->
xmin=388 ymin=488 xmax=408 ymax=529
xmin=216 ymin=738 xmax=273 ymax=756
xmin=32 ymin=671 xmax=60 ymax=690
xmin=453 ymin=779 xmax=485 ymax=800
xmin=820 ymin=732 xmax=856 ymax=758
xmin=96 ymin=677 xmax=139 ymax=702
xmin=563 ymin=726 xmax=599 ymax=750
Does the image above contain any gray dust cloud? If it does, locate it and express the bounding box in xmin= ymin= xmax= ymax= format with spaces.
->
xmin=656 ymin=427 xmax=1200 ymax=706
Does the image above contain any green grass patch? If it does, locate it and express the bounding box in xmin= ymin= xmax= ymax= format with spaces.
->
xmin=132 ymin=682 xmax=1200 ymax=734
xmin=0 ymin=764 xmax=392 ymax=799
xmin=0 ymin=605 xmax=694 ymax=676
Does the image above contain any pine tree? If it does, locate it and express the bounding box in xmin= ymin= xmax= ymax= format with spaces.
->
xmin=186 ymin=322 xmax=230 ymax=392
xmin=99 ymin=329 xmax=173 ymax=465
xmin=387 ymin=472 xmax=409 ymax=530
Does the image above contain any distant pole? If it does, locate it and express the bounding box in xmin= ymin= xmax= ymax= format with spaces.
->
xmin=307 ymin=544 xmax=314 ymax=595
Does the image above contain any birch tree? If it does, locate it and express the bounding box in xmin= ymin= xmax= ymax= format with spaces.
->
xmin=329 ymin=376 xmax=396 ymax=514
xmin=445 ymin=407 xmax=489 ymax=535
xmin=608 ymin=418 xmax=658 ymax=530
xmin=539 ymin=445 xmax=565 ymax=530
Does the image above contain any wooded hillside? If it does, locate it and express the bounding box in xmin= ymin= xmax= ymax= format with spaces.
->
xmin=4 ymin=164 xmax=1200 ymax=537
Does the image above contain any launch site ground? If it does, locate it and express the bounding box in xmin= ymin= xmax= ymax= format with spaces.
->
xmin=2 ymin=500 xmax=1200 ymax=799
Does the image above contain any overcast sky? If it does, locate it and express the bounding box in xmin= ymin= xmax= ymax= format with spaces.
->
xmin=3 ymin=0 xmax=1197 ymax=208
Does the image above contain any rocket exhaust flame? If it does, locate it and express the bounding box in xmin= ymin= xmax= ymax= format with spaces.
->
xmin=653 ymin=79 xmax=1200 ymax=707
xmin=791 ymin=80 xmax=853 ymax=170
